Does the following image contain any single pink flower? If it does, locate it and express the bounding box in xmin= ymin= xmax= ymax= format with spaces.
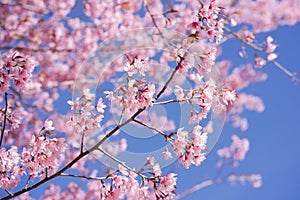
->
xmin=163 ymin=147 xmax=173 ymax=160
xmin=44 ymin=120 xmax=55 ymax=131
xmin=96 ymin=98 xmax=106 ymax=113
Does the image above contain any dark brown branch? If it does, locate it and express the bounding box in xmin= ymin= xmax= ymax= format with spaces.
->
xmin=2 ymin=35 xmax=188 ymax=200
xmin=0 ymin=46 xmax=73 ymax=53
xmin=2 ymin=150 xmax=90 ymax=200
xmin=132 ymin=119 xmax=169 ymax=139
xmin=60 ymin=173 xmax=111 ymax=181
xmin=155 ymin=54 xmax=185 ymax=100
xmin=0 ymin=92 xmax=8 ymax=146
xmin=144 ymin=5 xmax=164 ymax=37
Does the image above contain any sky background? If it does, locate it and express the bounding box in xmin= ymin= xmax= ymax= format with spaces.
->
xmin=174 ymin=23 xmax=300 ymax=199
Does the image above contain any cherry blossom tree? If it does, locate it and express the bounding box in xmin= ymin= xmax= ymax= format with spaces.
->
xmin=0 ymin=0 xmax=299 ymax=199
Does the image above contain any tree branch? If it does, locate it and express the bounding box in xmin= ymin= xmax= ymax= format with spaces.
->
xmin=9 ymin=87 xmax=51 ymax=113
xmin=155 ymin=55 xmax=186 ymax=100
xmin=0 ymin=46 xmax=73 ymax=53
xmin=144 ymin=5 xmax=164 ymax=37
xmin=97 ymin=148 xmax=149 ymax=179
xmin=2 ymin=37 xmax=187 ymax=200
xmin=60 ymin=173 xmax=111 ymax=181
xmin=1 ymin=150 xmax=90 ymax=200
xmin=174 ymin=179 xmax=214 ymax=199
xmin=0 ymin=92 xmax=8 ymax=147
xmin=153 ymin=99 xmax=185 ymax=106
xmin=132 ymin=119 xmax=169 ymax=139
xmin=224 ymin=26 xmax=299 ymax=81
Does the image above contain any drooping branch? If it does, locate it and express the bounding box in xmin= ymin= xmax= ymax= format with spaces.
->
xmin=174 ymin=179 xmax=214 ymax=200
xmin=224 ymin=26 xmax=299 ymax=82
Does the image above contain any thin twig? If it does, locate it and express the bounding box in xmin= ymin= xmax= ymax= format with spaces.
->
xmin=144 ymin=5 xmax=164 ymax=37
xmin=4 ymin=189 xmax=12 ymax=196
xmin=118 ymin=107 xmax=125 ymax=125
xmin=0 ymin=46 xmax=73 ymax=53
xmin=155 ymin=54 xmax=186 ymax=100
xmin=10 ymin=87 xmax=51 ymax=113
xmin=60 ymin=173 xmax=111 ymax=181
xmin=271 ymin=60 xmax=298 ymax=82
xmin=97 ymin=148 xmax=149 ymax=179
xmin=224 ymin=27 xmax=263 ymax=51
xmin=153 ymin=99 xmax=185 ymax=106
xmin=174 ymin=179 xmax=214 ymax=200
xmin=132 ymin=119 xmax=169 ymax=139
xmin=0 ymin=92 xmax=8 ymax=146
xmin=80 ymin=132 xmax=84 ymax=154
xmin=224 ymin=26 xmax=298 ymax=81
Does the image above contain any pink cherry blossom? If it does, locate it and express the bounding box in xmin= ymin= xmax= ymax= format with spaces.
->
xmin=96 ymin=98 xmax=107 ymax=113
xmin=124 ymin=57 xmax=149 ymax=76
xmin=254 ymin=56 xmax=267 ymax=68
xmin=0 ymin=146 xmax=23 ymax=189
xmin=43 ymin=119 xmax=55 ymax=131
xmin=217 ymin=134 xmax=250 ymax=165
xmin=163 ymin=147 xmax=173 ymax=160
xmin=171 ymin=126 xmax=208 ymax=168
xmin=221 ymin=89 xmax=237 ymax=106
xmin=227 ymin=174 xmax=262 ymax=188
xmin=157 ymin=173 xmax=177 ymax=198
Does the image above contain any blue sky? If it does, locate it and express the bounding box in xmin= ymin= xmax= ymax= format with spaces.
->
xmin=174 ymin=24 xmax=300 ymax=199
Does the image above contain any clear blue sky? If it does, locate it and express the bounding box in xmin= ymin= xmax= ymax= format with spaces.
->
xmin=174 ymin=23 xmax=300 ymax=199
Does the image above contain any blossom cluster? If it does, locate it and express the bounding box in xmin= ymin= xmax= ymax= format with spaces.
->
xmin=0 ymin=51 xmax=35 ymax=93
xmin=0 ymin=146 xmax=23 ymax=189
xmin=171 ymin=126 xmax=208 ymax=169
xmin=225 ymin=0 xmax=300 ymax=32
xmin=188 ymin=0 xmax=225 ymax=43
xmin=0 ymin=120 xmax=68 ymax=189
xmin=124 ymin=57 xmax=150 ymax=77
xmin=174 ymin=78 xmax=237 ymax=125
xmin=67 ymin=88 xmax=106 ymax=135
xmin=22 ymin=134 xmax=68 ymax=179
xmin=227 ymin=174 xmax=263 ymax=188
xmin=36 ymin=161 xmax=177 ymax=200
xmin=105 ymin=58 xmax=156 ymax=112
xmin=106 ymin=80 xmax=155 ymax=112
xmin=217 ymin=134 xmax=249 ymax=166
xmin=220 ymin=62 xmax=267 ymax=131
